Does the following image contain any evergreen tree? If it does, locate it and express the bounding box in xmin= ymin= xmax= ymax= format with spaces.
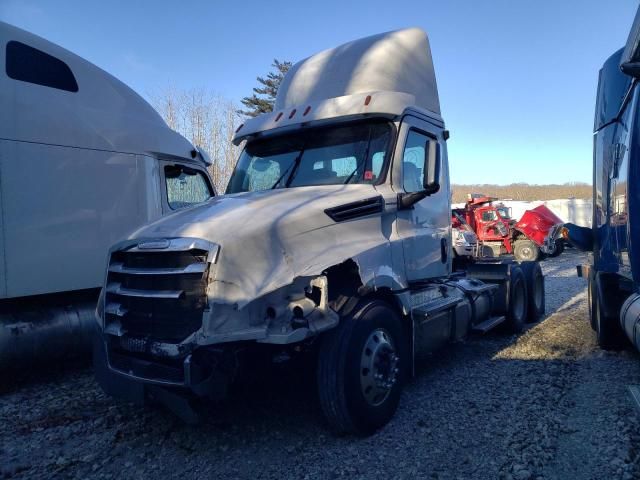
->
xmin=240 ymin=59 xmax=292 ymax=117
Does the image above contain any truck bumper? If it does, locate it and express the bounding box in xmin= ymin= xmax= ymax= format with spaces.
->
xmin=540 ymin=223 xmax=564 ymax=254
xmin=93 ymin=326 xmax=145 ymax=405
xmin=93 ymin=328 xmax=233 ymax=404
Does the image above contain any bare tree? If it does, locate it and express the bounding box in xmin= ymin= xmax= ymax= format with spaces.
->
xmin=151 ymin=87 xmax=243 ymax=193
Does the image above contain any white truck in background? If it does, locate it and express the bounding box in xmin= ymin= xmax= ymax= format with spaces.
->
xmin=94 ymin=28 xmax=546 ymax=435
xmin=0 ymin=22 xmax=215 ymax=369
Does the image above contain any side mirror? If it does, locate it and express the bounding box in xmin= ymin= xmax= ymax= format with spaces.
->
xmin=196 ymin=146 xmax=213 ymax=166
xmin=621 ymin=62 xmax=640 ymax=78
xmin=398 ymin=140 xmax=441 ymax=209
xmin=423 ymin=141 xmax=441 ymax=195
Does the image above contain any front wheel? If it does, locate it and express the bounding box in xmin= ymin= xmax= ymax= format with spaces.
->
xmin=317 ymin=299 xmax=408 ymax=436
xmin=513 ymin=239 xmax=540 ymax=262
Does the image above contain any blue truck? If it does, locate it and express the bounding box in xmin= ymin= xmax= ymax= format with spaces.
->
xmin=566 ymin=6 xmax=640 ymax=350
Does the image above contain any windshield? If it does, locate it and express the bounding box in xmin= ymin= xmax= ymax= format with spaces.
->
xmin=226 ymin=122 xmax=391 ymax=194
xmin=496 ymin=206 xmax=511 ymax=220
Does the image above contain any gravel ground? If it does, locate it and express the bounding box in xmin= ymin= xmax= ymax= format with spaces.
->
xmin=2 ymin=250 xmax=640 ymax=480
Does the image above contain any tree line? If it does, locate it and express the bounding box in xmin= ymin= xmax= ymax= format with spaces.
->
xmin=451 ymin=183 xmax=592 ymax=203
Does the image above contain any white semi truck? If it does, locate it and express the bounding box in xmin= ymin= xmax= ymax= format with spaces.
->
xmin=94 ymin=28 xmax=545 ymax=435
xmin=0 ymin=22 xmax=215 ymax=369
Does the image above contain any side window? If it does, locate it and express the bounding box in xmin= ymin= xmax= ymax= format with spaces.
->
xmin=164 ymin=165 xmax=213 ymax=210
xmin=6 ymin=41 xmax=78 ymax=92
xmin=481 ymin=211 xmax=497 ymax=222
xmin=402 ymin=130 xmax=429 ymax=193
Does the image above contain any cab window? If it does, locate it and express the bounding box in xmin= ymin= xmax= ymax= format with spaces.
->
xmin=6 ymin=41 xmax=78 ymax=92
xmin=403 ymin=130 xmax=430 ymax=193
xmin=164 ymin=165 xmax=213 ymax=210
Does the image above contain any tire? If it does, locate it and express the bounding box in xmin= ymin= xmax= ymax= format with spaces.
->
xmin=548 ymin=240 xmax=565 ymax=258
xmin=593 ymin=273 xmax=625 ymax=350
xmin=587 ymin=270 xmax=596 ymax=331
xmin=317 ymin=299 xmax=408 ymax=436
xmin=520 ymin=261 xmax=545 ymax=323
xmin=505 ymin=265 xmax=528 ymax=333
xmin=513 ymin=239 xmax=540 ymax=262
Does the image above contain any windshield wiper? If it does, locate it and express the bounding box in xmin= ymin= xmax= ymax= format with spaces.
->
xmin=270 ymin=151 xmax=303 ymax=189
xmin=343 ymin=161 xmax=364 ymax=184
xmin=284 ymin=150 xmax=304 ymax=187
xmin=343 ymin=132 xmax=372 ymax=185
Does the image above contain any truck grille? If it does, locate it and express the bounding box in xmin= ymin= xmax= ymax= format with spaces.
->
xmin=104 ymin=239 xmax=215 ymax=343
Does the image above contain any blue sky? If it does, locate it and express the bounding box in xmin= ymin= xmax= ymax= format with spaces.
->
xmin=1 ymin=0 xmax=637 ymax=184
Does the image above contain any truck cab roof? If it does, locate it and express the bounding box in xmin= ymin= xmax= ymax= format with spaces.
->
xmin=0 ymin=21 xmax=206 ymax=164
xmin=234 ymin=28 xmax=442 ymax=145
xmin=594 ymin=48 xmax=632 ymax=133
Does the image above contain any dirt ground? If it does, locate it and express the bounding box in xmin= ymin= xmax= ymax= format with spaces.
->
xmin=2 ymin=250 xmax=640 ymax=480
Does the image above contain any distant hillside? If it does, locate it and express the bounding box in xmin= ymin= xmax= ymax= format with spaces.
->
xmin=451 ymin=183 xmax=592 ymax=204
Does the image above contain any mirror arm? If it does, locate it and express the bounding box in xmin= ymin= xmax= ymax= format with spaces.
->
xmin=621 ymin=61 xmax=640 ymax=78
xmin=397 ymin=184 xmax=440 ymax=210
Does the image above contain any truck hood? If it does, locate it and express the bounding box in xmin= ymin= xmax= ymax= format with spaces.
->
xmin=515 ymin=204 xmax=564 ymax=247
xmin=128 ymin=184 xmax=392 ymax=307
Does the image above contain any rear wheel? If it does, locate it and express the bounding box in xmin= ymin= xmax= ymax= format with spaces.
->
xmin=593 ymin=273 xmax=625 ymax=350
xmin=520 ymin=261 xmax=545 ymax=323
xmin=317 ymin=300 xmax=408 ymax=436
xmin=505 ymin=265 xmax=528 ymax=333
xmin=513 ymin=239 xmax=540 ymax=262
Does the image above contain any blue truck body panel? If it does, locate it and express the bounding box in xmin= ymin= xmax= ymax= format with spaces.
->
xmin=592 ymin=49 xmax=637 ymax=285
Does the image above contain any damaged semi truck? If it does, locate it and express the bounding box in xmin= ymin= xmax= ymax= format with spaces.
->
xmin=94 ymin=28 xmax=545 ymax=435
xmin=455 ymin=195 xmax=565 ymax=262
xmin=0 ymin=22 xmax=215 ymax=369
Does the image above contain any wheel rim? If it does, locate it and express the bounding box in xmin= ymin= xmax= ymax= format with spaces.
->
xmin=520 ymin=246 xmax=533 ymax=260
xmin=360 ymin=328 xmax=399 ymax=406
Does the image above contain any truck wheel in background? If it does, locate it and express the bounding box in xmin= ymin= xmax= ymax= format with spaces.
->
xmin=505 ymin=266 xmax=528 ymax=333
xmin=317 ymin=299 xmax=408 ymax=436
xmin=513 ymin=239 xmax=540 ymax=262
xmin=548 ymin=240 xmax=565 ymax=258
xmin=593 ymin=273 xmax=625 ymax=350
xmin=520 ymin=261 xmax=545 ymax=323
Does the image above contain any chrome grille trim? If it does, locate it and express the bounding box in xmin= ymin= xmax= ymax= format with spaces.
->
xmin=108 ymin=262 xmax=207 ymax=275
xmin=106 ymin=283 xmax=184 ymax=299
xmin=103 ymin=237 xmax=218 ymax=344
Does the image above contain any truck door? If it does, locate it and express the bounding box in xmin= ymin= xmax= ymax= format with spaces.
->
xmin=395 ymin=116 xmax=450 ymax=282
xmin=610 ymin=89 xmax=636 ymax=278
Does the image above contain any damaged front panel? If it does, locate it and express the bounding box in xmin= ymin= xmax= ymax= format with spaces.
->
xmin=98 ymin=184 xmax=408 ymax=386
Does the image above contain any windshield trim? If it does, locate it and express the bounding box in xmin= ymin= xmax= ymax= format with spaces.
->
xmin=226 ymin=118 xmax=397 ymax=193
